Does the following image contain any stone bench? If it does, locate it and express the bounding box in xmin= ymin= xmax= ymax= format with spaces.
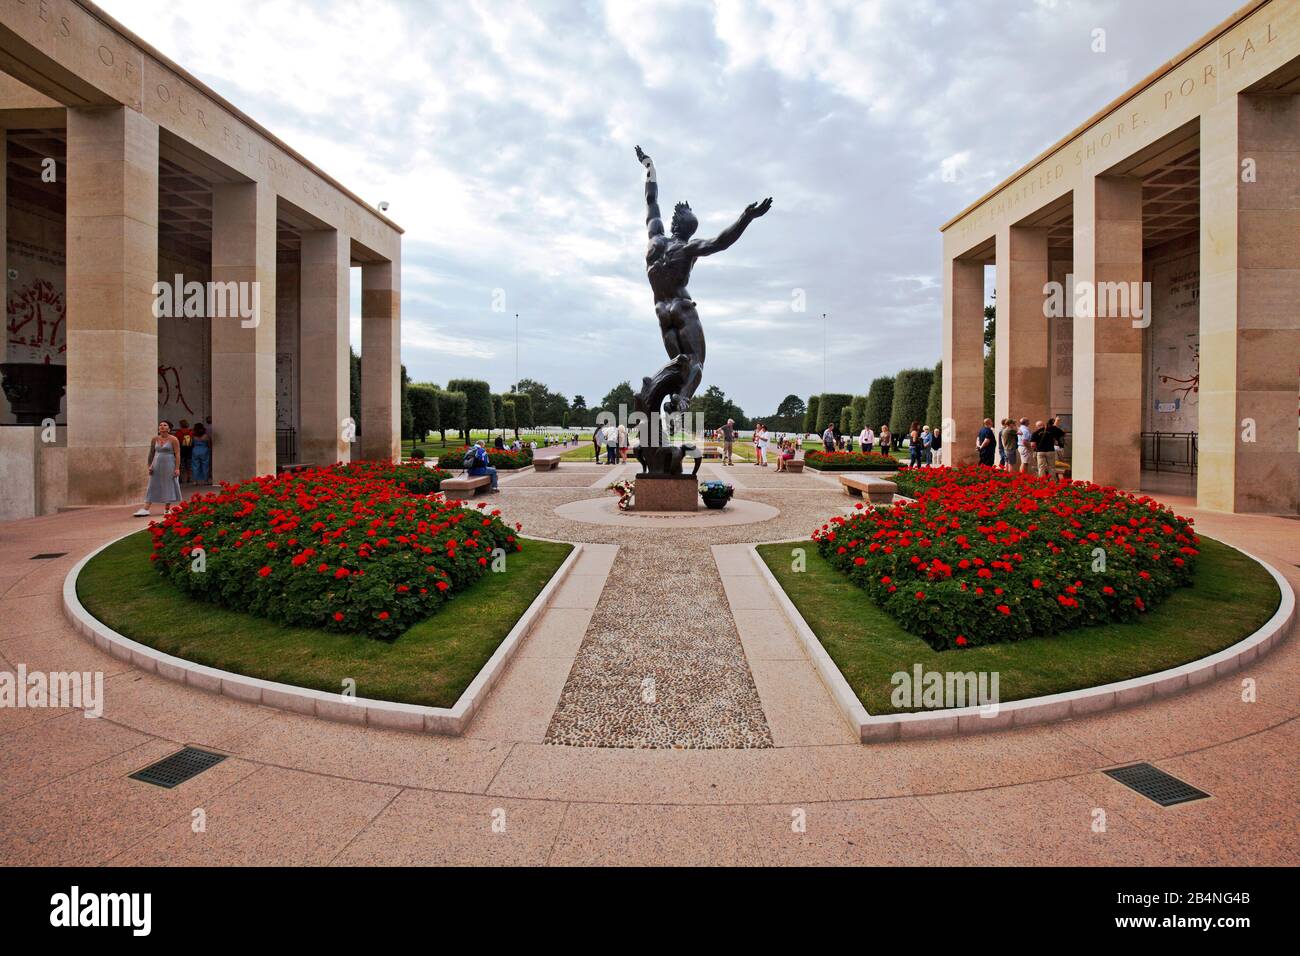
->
xmin=700 ymin=445 xmax=724 ymax=459
xmin=785 ymin=459 xmax=805 ymax=474
xmin=839 ymin=474 xmax=896 ymax=505
xmin=440 ymin=474 xmax=491 ymax=497
xmin=533 ymin=457 xmax=560 ymax=471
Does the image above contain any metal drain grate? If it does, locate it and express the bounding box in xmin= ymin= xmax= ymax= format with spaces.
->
xmin=31 ymin=552 xmax=67 ymax=560
xmin=130 ymin=747 xmax=227 ymax=788
xmin=1104 ymin=763 xmax=1210 ymax=806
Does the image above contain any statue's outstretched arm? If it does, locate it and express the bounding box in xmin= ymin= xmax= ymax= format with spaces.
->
xmin=636 ymin=145 xmax=664 ymax=238
xmin=689 ymin=197 xmax=773 ymax=257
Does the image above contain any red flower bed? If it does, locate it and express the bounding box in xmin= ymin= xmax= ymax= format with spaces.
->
xmin=812 ymin=465 xmax=1199 ymax=649
xmin=147 ymin=463 xmax=521 ymax=639
xmin=438 ymin=446 xmax=534 ymax=470
xmin=804 ymin=449 xmax=899 ymax=471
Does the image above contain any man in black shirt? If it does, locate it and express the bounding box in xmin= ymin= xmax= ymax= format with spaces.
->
xmin=976 ymin=418 xmax=996 ymax=467
xmin=1031 ymin=419 xmax=1065 ymax=478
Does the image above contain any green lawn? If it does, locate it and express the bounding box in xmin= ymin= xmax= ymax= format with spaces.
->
xmin=402 ymin=431 xmax=576 ymax=458
xmin=78 ymin=531 xmax=572 ymax=708
xmin=756 ymin=536 xmax=1278 ymax=714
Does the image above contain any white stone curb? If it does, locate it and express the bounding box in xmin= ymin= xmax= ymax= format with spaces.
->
xmin=750 ymin=539 xmax=1295 ymax=744
xmin=62 ymin=529 xmax=583 ymax=736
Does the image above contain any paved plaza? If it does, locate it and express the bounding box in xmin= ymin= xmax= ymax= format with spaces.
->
xmin=0 ymin=462 xmax=1294 ymax=866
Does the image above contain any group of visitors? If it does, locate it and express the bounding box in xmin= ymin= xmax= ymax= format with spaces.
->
xmin=591 ymin=423 xmax=631 ymax=464
xmin=134 ymin=417 xmax=214 ymax=517
xmin=902 ymin=421 xmax=943 ymax=467
xmin=492 ymin=434 xmax=529 ymax=452
xmin=976 ymin=415 xmax=1068 ymax=476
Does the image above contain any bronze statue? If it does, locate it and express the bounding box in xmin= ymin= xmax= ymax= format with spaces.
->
xmin=632 ymin=145 xmax=771 ymax=475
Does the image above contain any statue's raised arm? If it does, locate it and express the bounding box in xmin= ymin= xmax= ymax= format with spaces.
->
xmin=688 ymin=197 xmax=772 ymax=257
xmin=635 ymin=145 xmax=664 ymax=238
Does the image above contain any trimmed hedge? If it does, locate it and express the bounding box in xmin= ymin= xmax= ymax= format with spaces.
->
xmin=817 ymin=392 xmax=853 ymax=434
xmin=925 ymin=360 xmax=942 ymax=429
xmin=439 ymin=446 xmax=534 ymax=470
xmin=448 ymin=378 xmax=493 ymax=437
xmin=804 ymin=450 xmax=899 ymax=471
xmin=863 ymin=377 xmax=894 ymax=433
xmin=889 ymin=368 xmax=933 ymax=435
xmin=803 ymin=395 xmax=820 ymax=435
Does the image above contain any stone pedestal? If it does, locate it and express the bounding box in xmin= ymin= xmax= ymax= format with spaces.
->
xmin=633 ymin=476 xmax=698 ymax=512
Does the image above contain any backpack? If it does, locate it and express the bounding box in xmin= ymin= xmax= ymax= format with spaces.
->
xmin=462 ymin=448 xmax=478 ymax=470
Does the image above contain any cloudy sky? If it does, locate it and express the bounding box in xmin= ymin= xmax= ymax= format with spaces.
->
xmin=103 ymin=0 xmax=1239 ymax=415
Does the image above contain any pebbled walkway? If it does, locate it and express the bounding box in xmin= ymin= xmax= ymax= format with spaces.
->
xmin=544 ymin=543 xmax=772 ymax=749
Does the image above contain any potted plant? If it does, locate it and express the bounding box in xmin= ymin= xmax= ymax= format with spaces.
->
xmin=699 ymin=480 xmax=734 ymax=509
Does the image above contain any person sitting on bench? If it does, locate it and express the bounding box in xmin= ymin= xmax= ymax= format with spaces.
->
xmin=468 ymin=440 xmax=500 ymax=493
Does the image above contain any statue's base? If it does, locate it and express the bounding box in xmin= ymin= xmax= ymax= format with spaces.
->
xmin=633 ymin=476 xmax=698 ymax=512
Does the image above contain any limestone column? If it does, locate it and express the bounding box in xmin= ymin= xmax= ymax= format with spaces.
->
xmin=64 ymin=107 xmax=159 ymax=505
xmin=942 ymin=255 xmax=986 ymax=465
xmin=994 ymin=225 xmax=1051 ymax=426
xmin=1 ymin=132 xmax=6 ymax=321
xmin=298 ymin=229 xmax=350 ymax=465
xmin=210 ymin=181 xmax=276 ymax=481
xmin=1199 ymin=92 xmax=1300 ymax=514
xmin=360 ymin=258 xmax=400 ymax=461
xmin=1071 ymin=176 xmax=1144 ymax=489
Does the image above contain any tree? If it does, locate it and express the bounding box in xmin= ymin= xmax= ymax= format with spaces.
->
xmin=690 ymin=384 xmax=730 ymax=430
xmin=817 ymin=392 xmax=852 ymax=433
xmin=984 ymin=342 xmax=996 ymax=420
xmin=850 ymin=394 xmax=868 ymax=435
xmin=770 ymin=394 xmax=806 ymax=432
xmin=448 ymin=379 xmax=493 ymax=441
xmin=724 ymin=402 xmax=751 ymax=431
xmin=803 ymin=395 xmax=820 ymax=435
xmin=839 ymin=403 xmax=855 ymax=436
xmin=596 ymin=381 xmax=635 ymax=423
xmin=408 ymin=384 xmax=441 ymax=442
xmin=511 ymin=377 xmax=568 ymax=426
xmin=491 ymin=394 xmax=505 ymax=434
xmin=570 ymin=394 xmax=589 ymax=428
xmin=925 ymin=360 xmax=943 ymax=429
xmin=508 ymin=392 xmax=533 ymax=435
xmin=889 ymin=368 xmax=934 ymax=435
xmin=501 ymin=399 xmax=517 ymax=436
xmin=400 ymin=364 xmax=414 ymax=442
xmin=863 ymin=377 xmax=894 ymax=432
xmin=436 ymin=389 xmax=467 ymax=443
xmin=983 ymin=298 xmax=996 ymax=420
xmin=349 ymin=347 xmax=361 ymax=430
